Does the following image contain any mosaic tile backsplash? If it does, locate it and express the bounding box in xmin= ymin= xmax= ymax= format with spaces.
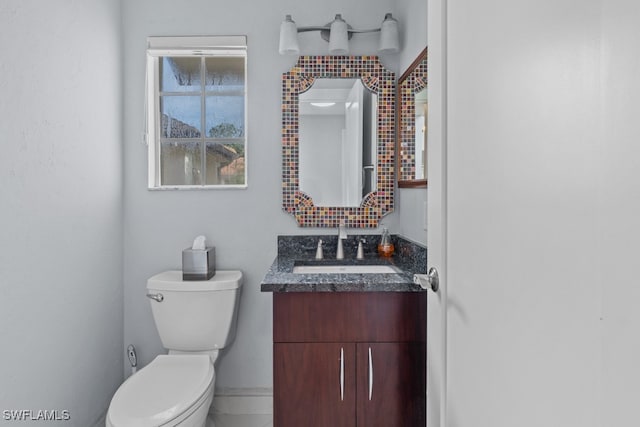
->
xmin=282 ymin=56 xmax=396 ymax=228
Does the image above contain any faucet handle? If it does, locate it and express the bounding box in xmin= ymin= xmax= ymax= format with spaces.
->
xmin=356 ymin=239 xmax=365 ymax=260
xmin=338 ymin=223 xmax=347 ymax=239
xmin=315 ymin=239 xmax=324 ymax=260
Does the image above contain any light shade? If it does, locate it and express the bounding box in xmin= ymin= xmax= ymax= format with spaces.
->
xmin=279 ymin=15 xmax=300 ymax=55
xmin=378 ymin=13 xmax=400 ymax=54
xmin=328 ymin=14 xmax=349 ymax=54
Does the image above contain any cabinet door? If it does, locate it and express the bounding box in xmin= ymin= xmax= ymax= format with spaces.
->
xmin=274 ymin=343 xmax=356 ymax=427
xmin=356 ymin=342 xmax=426 ymax=427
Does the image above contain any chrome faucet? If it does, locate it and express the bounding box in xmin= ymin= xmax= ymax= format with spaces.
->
xmin=336 ymin=224 xmax=347 ymax=259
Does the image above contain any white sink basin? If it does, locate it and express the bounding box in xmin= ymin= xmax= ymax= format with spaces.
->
xmin=292 ymin=264 xmax=401 ymax=274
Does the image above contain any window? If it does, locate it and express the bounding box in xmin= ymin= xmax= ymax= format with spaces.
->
xmin=146 ymin=36 xmax=247 ymax=188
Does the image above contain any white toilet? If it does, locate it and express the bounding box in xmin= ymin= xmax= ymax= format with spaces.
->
xmin=106 ymin=270 xmax=243 ymax=427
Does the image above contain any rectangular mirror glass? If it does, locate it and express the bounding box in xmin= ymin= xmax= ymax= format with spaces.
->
xmin=298 ymin=78 xmax=378 ymax=207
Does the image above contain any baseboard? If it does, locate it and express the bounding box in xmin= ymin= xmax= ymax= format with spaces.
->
xmin=210 ymin=387 xmax=273 ymax=415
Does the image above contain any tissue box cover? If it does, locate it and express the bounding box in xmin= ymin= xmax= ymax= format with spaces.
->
xmin=182 ymin=247 xmax=216 ymax=280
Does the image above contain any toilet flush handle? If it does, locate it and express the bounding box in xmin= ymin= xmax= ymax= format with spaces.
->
xmin=146 ymin=293 xmax=164 ymax=302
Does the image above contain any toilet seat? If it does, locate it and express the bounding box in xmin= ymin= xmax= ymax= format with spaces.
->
xmin=107 ymin=355 xmax=214 ymax=427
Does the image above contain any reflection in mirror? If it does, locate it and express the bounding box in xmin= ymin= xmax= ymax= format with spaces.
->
xmin=298 ymin=78 xmax=378 ymax=206
xmin=414 ymin=88 xmax=427 ymax=180
xmin=398 ymin=47 xmax=428 ymax=187
xmin=281 ymin=56 xmax=395 ymax=228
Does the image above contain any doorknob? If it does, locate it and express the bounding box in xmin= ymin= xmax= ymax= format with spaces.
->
xmin=413 ymin=267 xmax=439 ymax=292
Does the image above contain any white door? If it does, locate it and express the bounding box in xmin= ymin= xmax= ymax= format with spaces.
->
xmin=426 ymin=1 xmax=447 ymax=426
xmin=600 ymin=1 xmax=640 ymax=424
xmin=427 ymin=0 xmax=616 ymax=425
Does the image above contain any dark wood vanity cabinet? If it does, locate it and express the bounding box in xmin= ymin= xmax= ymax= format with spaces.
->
xmin=273 ymin=292 xmax=426 ymax=427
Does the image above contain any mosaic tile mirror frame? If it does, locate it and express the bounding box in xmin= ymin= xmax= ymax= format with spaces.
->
xmin=281 ymin=56 xmax=396 ymax=228
xmin=397 ymin=47 xmax=428 ymax=187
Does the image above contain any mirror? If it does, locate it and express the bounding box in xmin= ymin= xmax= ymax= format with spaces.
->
xmin=397 ymin=48 xmax=428 ymax=187
xmin=299 ymin=78 xmax=378 ymax=206
xmin=282 ymin=56 xmax=395 ymax=228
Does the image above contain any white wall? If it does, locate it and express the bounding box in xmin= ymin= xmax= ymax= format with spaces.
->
xmin=121 ymin=0 xmax=402 ymax=391
xmin=0 ymin=0 xmax=123 ymax=425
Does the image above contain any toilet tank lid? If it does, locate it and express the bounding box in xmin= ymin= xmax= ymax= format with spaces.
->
xmin=147 ymin=270 xmax=243 ymax=291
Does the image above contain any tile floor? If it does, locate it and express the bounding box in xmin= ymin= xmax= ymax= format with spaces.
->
xmin=207 ymin=414 xmax=273 ymax=427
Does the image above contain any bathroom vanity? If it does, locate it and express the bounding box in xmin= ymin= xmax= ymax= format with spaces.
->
xmin=261 ymin=235 xmax=427 ymax=427
xmin=270 ymin=49 xmax=430 ymax=426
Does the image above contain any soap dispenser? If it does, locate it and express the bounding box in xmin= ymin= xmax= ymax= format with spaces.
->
xmin=377 ymin=228 xmax=395 ymax=257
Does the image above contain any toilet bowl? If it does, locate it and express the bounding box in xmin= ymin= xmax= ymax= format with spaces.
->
xmin=106 ymin=270 xmax=243 ymax=427
xmin=106 ymin=355 xmax=214 ymax=427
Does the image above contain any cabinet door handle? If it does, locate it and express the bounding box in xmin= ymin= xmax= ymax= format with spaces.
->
xmin=340 ymin=347 xmax=345 ymax=401
xmin=368 ymin=347 xmax=373 ymax=401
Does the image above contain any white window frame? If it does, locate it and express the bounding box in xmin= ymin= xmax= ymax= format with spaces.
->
xmin=146 ymin=36 xmax=248 ymax=189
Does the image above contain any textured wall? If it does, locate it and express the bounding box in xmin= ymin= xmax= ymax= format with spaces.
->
xmin=0 ymin=0 xmax=123 ymax=425
xmin=121 ymin=0 xmax=408 ymax=390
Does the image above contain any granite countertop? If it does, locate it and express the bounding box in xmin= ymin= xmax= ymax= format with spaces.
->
xmin=260 ymin=235 xmax=427 ymax=293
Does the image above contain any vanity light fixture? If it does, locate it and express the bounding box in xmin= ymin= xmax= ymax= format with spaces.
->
xmin=310 ymin=102 xmax=336 ymax=107
xmin=278 ymin=13 xmax=400 ymax=55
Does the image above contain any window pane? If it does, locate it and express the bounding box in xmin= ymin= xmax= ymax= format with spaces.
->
xmin=161 ymin=141 xmax=202 ymax=185
xmin=205 ymin=57 xmax=244 ymax=93
xmin=205 ymin=142 xmax=245 ymax=185
xmin=205 ymin=96 xmax=244 ymax=137
xmin=160 ymin=57 xmax=201 ymax=92
xmin=160 ymin=96 xmax=202 ymax=138
xmin=149 ymin=45 xmax=247 ymax=188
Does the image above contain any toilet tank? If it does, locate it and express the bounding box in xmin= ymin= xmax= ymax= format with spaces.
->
xmin=146 ymin=270 xmax=243 ymax=352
